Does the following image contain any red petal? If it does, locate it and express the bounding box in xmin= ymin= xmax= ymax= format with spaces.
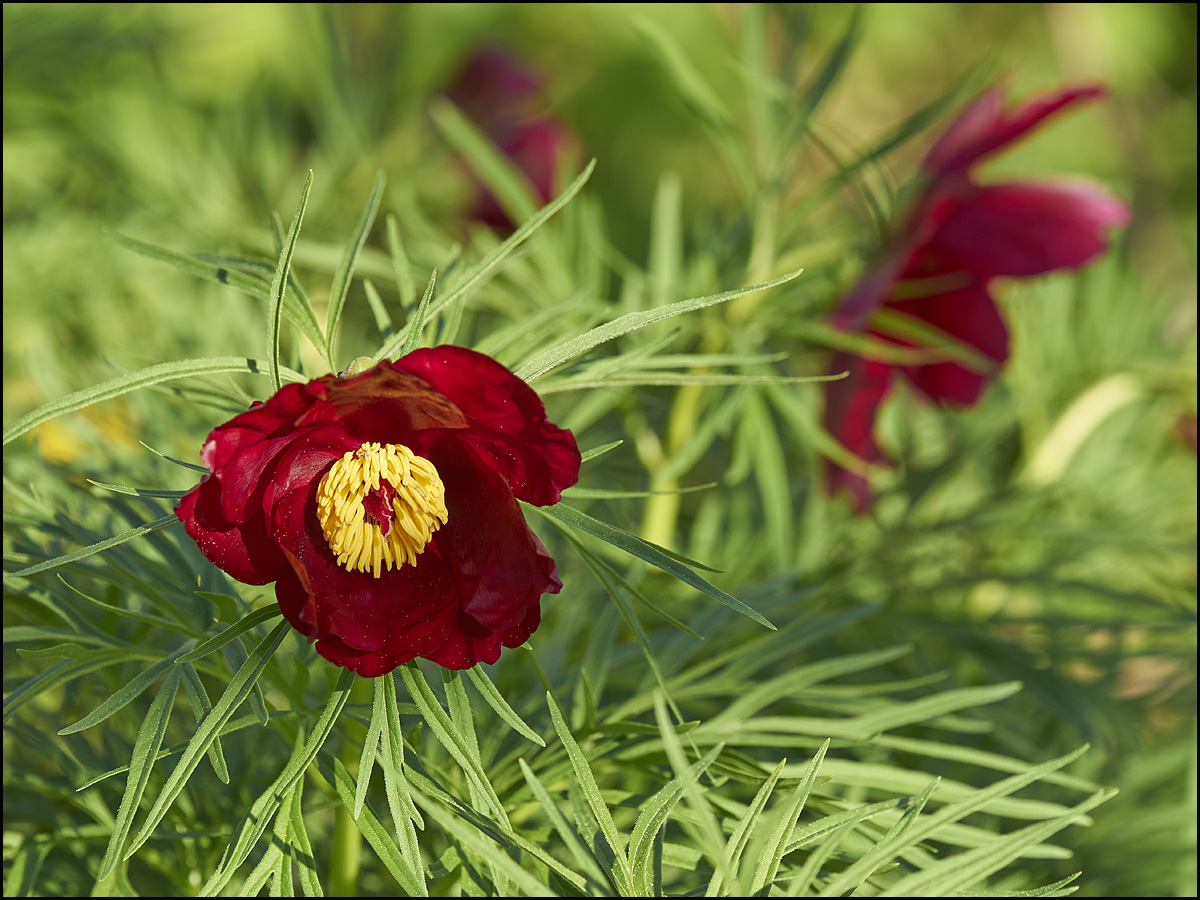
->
xmin=434 ymin=441 xmax=560 ymax=622
xmin=823 ymin=352 xmax=894 ymax=512
xmin=312 ymin=364 xmax=470 ymax=439
xmin=270 ymin=471 xmax=461 ymax=674
xmin=175 ymin=475 xmax=285 ymax=585
xmin=926 ymin=181 xmax=1129 ymax=279
xmin=395 ymin=346 xmax=581 ymax=506
xmin=923 ymin=83 xmax=1109 ymax=176
xmin=885 ymin=282 xmax=1009 ymax=406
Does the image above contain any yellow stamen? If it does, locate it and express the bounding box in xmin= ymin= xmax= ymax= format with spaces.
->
xmin=316 ymin=442 xmax=448 ymax=578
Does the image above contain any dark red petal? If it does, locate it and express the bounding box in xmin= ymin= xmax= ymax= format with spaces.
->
xmin=176 ymin=475 xmax=285 ymax=585
xmin=926 ymin=181 xmax=1129 ymax=279
xmin=201 ymin=379 xmax=329 ymax=474
xmin=200 ymin=379 xmax=333 ymax=525
xmin=312 ymin=363 xmax=470 ymax=441
xmin=433 ymin=442 xmax=561 ymax=629
xmin=395 ymin=346 xmax=580 ymax=506
xmin=446 ymin=45 xmax=543 ymax=134
xmin=884 ymin=282 xmax=1009 ymax=406
xmin=270 ymin=472 xmax=462 ymax=675
xmin=823 ymin=352 xmax=894 ymax=513
xmin=923 ymin=83 xmax=1108 ymax=176
xmin=425 ymin=602 xmax=542 ymax=670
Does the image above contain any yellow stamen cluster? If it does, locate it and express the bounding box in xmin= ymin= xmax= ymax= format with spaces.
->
xmin=316 ymin=442 xmax=448 ymax=578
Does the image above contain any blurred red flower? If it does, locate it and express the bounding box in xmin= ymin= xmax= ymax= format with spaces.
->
xmin=446 ymin=45 xmax=575 ymax=230
xmin=177 ymin=346 xmax=580 ymax=675
xmin=824 ymin=83 xmax=1130 ymax=511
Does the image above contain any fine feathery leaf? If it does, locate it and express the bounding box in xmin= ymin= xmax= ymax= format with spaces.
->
xmin=372 ymin=159 xmax=597 ymax=364
xmin=513 ymin=267 xmax=804 ymax=382
xmin=174 ymin=605 xmax=283 ymax=664
xmin=877 ymin=788 xmax=1116 ymax=897
xmin=103 ymin=229 xmax=328 ymax=357
xmin=531 ymin=502 xmax=774 ymax=629
xmin=6 ymin=513 xmax=177 ymax=581
xmin=465 ymin=665 xmax=545 ymax=746
xmin=123 ymin=620 xmax=290 ymax=860
xmin=3 ymin=357 xmax=304 ymax=448
xmin=59 ymin=643 xmax=193 ymax=735
xmin=97 ymin=666 xmax=181 ymax=883
xmin=318 ymin=751 xmax=429 ymax=897
xmin=518 ymin=758 xmax=614 ymax=892
xmin=327 ymin=170 xmax=386 ymax=362
xmin=198 ymin=670 xmax=354 ymax=896
xmin=267 ymin=170 xmax=313 ymax=393
xmin=750 ymin=739 xmax=831 ymax=893
xmin=399 ymin=270 xmax=438 ymax=357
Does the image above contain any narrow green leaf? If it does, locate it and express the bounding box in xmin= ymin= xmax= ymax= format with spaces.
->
xmin=706 ymin=758 xmax=787 ymax=897
xmin=317 ymin=752 xmax=428 ymax=897
xmin=581 ymin=440 xmax=623 ymax=462
xmin=124 ymin=620 xmax=290 ymax=859
xmin=286 ymin=769 xmax=323 ymax=897
xmin=653 ymin=690 xmax=738 ymax=893
xmin=268 ymin=170 xmax=313 ymax=393
xmin=848 ymin=745 xmax=1096 ymax=868
xmin=409 ymin=789 xmax=556 ymax=897
xmin=4 ymin=357 xmax=302 ymax=448
xmin=750 ymin=739 xmax=830 ymax=893
xmin=199 ymin=670 xmax=354 ymax=896
xmin=846 ymin=682 xmax=1024 ymax=736
xmin=98 ymin=667 xmax=181 ymax=881
xmin=466 ymin=666 xmax=544 ymax=746
xmin=327 ymin=170 xmax=386 ymax=361
xmin=175 ymin=605 xmax=283 ymax=664
xmin=879 ymin=788 xmax=1115 ymax=897
xmin=138 ymin=440 xmax=208 ymax=472
xmin=398 ymin=662 xmax=509 ymax=828
xmin=55 ymin=575 xmax=184 ymax=633
xmin=399 ymin=270 xmax=437 ymax=358
xmin=178 ymin=662 xmax=229 ymax=784
xmin=518 ymin=758 xmax=613 ymax=892
xmin=355 ymin=677 xmax=389 ymax=819
xmin=373 ymin=160 xmax=597 ymax=364
xmin=363 ymin=278 xmax=393 ymax=339
xmin=633 ymin=16 xmax=733 ymax=129
xmin=430 ymin=97 xmax=540 ymax=226
xmin=629 ymin=744 xmax=725 ymax=895
xmin=379 ymin=672 xmax=424 ymax=830
xmin=385 ymin=213 xmax=415 ymax=311
xmin=532 ymin=502 xmax=774 ymax=629
xmin=563 ymin=482 xmax=716 ymax=500
xmin=546 ymin=691 xmax=633 ymax=893
xmin=59 ymin=643 xmax=191 ymax=735
xmin=104 ymin=229 xmax=327 ymax=357
xmin=820 ymin=777 xmax=942 ymax=896
xmin=85 ymin=481 xmax=187 ymax=500
xmin=513 ymin=268 xmax=803 ymax=382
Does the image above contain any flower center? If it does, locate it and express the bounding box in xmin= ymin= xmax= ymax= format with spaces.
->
xmin=316 ymin=442 xmax=448 ymax=578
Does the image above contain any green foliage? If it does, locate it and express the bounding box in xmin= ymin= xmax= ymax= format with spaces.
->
xmin=4 ymin=3 xmax=1194 ymax=897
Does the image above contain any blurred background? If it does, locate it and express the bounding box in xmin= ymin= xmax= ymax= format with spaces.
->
xmin=4 ymin=4 xmax=1195 ymax=896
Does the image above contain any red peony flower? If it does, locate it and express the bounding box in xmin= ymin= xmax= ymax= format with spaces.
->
xmin=446 ymin=45 xmax=575 ymax=231
xmin=824 ymin=83 xmax=1130 ymax=511
xmin=176 ymin=346 xmax=581 ymax=676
